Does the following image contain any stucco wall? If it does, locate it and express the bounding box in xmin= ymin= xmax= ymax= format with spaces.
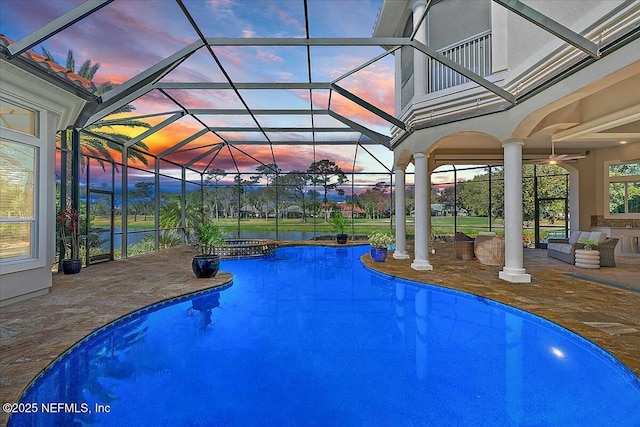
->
xmin=427 ymin=0 xmax=490 ymax=50
xmin=502 ymin=0 xmax=625 ymax=79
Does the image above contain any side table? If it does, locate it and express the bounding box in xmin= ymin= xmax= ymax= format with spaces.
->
xmin=575 ymin=249 xmax=600 ymax=269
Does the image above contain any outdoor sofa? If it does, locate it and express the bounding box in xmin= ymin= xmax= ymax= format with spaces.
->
xmin=547 ymin=231 xmax=619 ymax=267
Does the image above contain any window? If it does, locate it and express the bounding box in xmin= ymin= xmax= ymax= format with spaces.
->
xmin=1 ymin=97 xmax=45 ymax=272
xmin=0 ymin=139 xmax=37 ymax=260
xmin=0 ymin=99 xmax=38 ymax=136
xmin=606 ymin=161 xmax=640 ymax=217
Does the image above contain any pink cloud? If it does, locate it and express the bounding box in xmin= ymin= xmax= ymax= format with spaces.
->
xmin=268 ymin=2 xmax=303 ymax=28
xmin=242 ymin=29 xmax=256 ymax=38
xmin=256 ymin=50 xmax=284 ymax=63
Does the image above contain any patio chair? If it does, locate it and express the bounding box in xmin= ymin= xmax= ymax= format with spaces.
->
xmin=597 ymin=237 xmax=619 ymax=267
xmin=474 ymin=232 xmax=505 ymax=266
xmin=454 ymin=232 xmax=475 ymax=260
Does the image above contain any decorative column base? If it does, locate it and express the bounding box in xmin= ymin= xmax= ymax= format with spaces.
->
xmin=499 ymin=267 xmax=531 ymax=283
xmin=411 ymin=260 xmax=433 ymax=271
xmin=393 ymin=250 xmax=410 ymax=259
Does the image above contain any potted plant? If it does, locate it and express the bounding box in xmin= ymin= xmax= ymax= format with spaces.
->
xmin=192 ymin=218 xmax=226 ymax=278
xmin=578 ymin=238 xmax=599 ymax=250
xmin=329 ymin=211 xmax=348 ymax=244
xmin=57 ymin=207 xmax=82 ymax=274
xmin=368 ymin=232 xmax=395 ymax=262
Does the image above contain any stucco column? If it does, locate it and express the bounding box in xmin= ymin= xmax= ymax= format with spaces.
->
xmin=394 ymin=167 xmax=410 ymax=259
xmin=499 ymin=139 xmax=531 ymax=283
xmin=395 ymin=39 xmax=403 ymax=116
xmin=411 ymin=153 xmax=433 ymax=270
xmin=412 ymin=0 xmax=428 ymax=96
xmin=569 ymin=169 xmax=579 ymax=233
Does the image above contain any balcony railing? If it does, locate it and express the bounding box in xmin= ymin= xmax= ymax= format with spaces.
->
xmin=401 ymin=31 xmax=492 ymax=108
xmin=428 ymin=30 xmax=492 ymax=92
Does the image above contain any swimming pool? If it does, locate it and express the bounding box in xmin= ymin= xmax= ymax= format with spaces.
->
xmin=9 ymin=245 xmax=640 ymax=426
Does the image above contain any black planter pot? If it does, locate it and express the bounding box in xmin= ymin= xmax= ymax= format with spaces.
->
xmin=62 ymin=258 xmax=82 ymax=275
xmin=192 ymin=255 xmax=221 ymax=279
xmin=336 ymin=233 xmax=348 ymax=244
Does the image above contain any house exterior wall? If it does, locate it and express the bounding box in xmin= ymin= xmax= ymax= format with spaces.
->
xmin=0 ymin=59 xmax=86 ymax=306
xmin=501 ymin=1 xmax=626 ymax=81
xmin=426 ymin=0 xmax=490 ymax=50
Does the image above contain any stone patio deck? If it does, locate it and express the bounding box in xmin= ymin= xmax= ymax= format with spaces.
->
xmin=1 ymin=241 xmax=639 ymax=425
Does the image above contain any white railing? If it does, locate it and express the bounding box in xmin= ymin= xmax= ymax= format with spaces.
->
xmin=401 ymin=31 xmax=492 ymax=108
xmin=428 ymin=31 xmax=492 ymax=93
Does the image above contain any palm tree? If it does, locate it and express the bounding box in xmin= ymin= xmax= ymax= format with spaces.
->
xmin=44 ymin=48 xmax=151 ymax=165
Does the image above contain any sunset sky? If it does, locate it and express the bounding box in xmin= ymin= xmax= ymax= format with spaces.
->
xmin=1 ymin=0 xmax=407 ymax=190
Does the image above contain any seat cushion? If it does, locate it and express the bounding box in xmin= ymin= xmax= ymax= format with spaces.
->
xmin=569 ymin=231 xmax=583 ymax=244
xmin=548 ymin=242 xmax=572 ymax=254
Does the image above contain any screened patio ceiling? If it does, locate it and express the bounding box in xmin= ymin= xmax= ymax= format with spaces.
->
xmin=1 ymin=0 xmax=411 ymax=182
xmin=4 ymin=0 xmax=633 ymax=183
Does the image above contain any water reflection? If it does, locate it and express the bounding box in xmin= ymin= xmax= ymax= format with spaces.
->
xmin=414 ymin=288 xmax=429 ymax=380
xmin=190 ymin=292 xmax=221 ymax=331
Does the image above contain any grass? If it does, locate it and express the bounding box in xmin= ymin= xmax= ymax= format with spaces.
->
xmin=92 ymin=217 xmax=155 ymax=230
xmin=88 ymin=215 xmax=565 ymax=240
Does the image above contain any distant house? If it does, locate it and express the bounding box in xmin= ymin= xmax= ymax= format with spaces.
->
xmin=285 ymin=205 xmax=303 ymax=218
xmin=340 ymin=204 xmax=365 ymax=219
xmin=239 ymin=205 xmax=259 ymax=218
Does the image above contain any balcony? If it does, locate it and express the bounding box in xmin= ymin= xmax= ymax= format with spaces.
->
xmin=401 ymin=31 xmax=492 ymax=110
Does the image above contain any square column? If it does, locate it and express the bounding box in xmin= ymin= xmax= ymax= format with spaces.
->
xmin=411 ymin=153 xmax=433 ymax=270
xmin=499 ymin=139 xmax=531 ymax=283
xmin=394 ymin=167 xmax=410 ymax=259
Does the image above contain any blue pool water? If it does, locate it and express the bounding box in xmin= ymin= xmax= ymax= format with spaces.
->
xmin=10 ymin=246 xmax=640 ymax=426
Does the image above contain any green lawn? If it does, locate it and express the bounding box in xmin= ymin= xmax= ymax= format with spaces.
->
xmin=213 ymin=218 xmax=394 ymax=235
xmin=88 ymin=215 xmax=564 ymax=240
xmin=92 ymin=216 xmax=156 ymax=230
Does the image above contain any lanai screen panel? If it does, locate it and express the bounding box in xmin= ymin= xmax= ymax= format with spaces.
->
xmin=162 ymin=131 xmax=224 ymax=168
xmin=253 ymin=114 xmax=312 ymax=129
xmin=162 ymin=89 xmax=247 ymax=111
xmin=227 ymin=144 xmax=277 ymax=173
xmin=182 ymin=0 xmax=307 ymax=39
xmin=139 ymin=116 xmax=203 ymax=157
xmin=271 ymin=145 xmax=316 ymax=172
xmin=157 ymin=47 xmax=229 ymax=84
xmin=11 ymin=0 xmax=200 ymax=99
xmin=211 ymin=46 xmax=310 ymax=83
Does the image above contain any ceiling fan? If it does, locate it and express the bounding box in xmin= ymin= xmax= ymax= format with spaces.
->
xmin=537 ymin=139 xmax=586 ymax=164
